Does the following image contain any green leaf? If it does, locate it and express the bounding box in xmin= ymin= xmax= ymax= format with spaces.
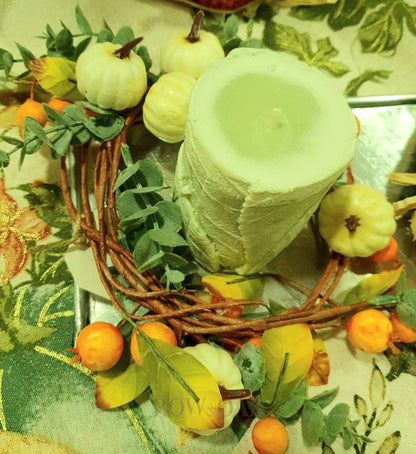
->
xmin=148 ymin=228 xmax=188 ymax=247
xmin=154 ymin=200 xmax=183 ymax=232
xmin=95 ymin=348 xmax=149 ymax=409
xmin=23 ymin=117 xmax=53 ymax=148
xmin=358 ymin=2 xmax=405 ymax=54
xmin=97 ymin=28 xmax=114 ymax=43
xmin=309 ymin=387 xmax=339 ymax=409
xmin=275 ymin=380 xmax=306 ymax=419
xmin=162 ymin=269 xmax=186 ymax=286
xmin=118 ymin=205 xmax=159 ymax=231
xmin=262 ymin=21 xmax=349 ymax=77
xmin=43 ymin=104 xmax=68 ymax=126
xmin=85 ymin=113 xmax=124 ymax=141
xmin=74 ymin=37 xmax=92 ymax=60
xmin=1 ymin=135 xmax=23 ymax=147
xmin=55 ymin=28 xmax=74 ymax=53
xmin=223 ymin=14 xmax=240 ymax=42
xmin=113 ymin=160 xmax=142 ymax=191
xmin=137 ymin=46 xmax=152 ymax=71
xmin=301 ymin=400 xmax=324 ymax=447
xmin=344 ymin=69 xmax=391 ymax=97
xmin=75 ymin=4 xmax=93 ymax=35
xmin=50 ymin=128 xmax=73 ymax=157
xmin=14 ymin=42 xmax=36 ymax=67
xmin=112 ymin=26 xmax=135 ymax=46
xmin=323 ymin=403 xmax=350 ymax=445
xmin=233 ymin=343 xmax=265 ymax=392
xmin=396 ymin=289 xmax=416 ymax=329
xmin=0 ymin=49 xmax=14 ymax=79
xmin=137 ymin=336 xmax=225 ymax=431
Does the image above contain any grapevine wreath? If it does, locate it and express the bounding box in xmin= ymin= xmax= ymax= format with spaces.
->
xmin=2 ymin=4 xmax=416 ymax=450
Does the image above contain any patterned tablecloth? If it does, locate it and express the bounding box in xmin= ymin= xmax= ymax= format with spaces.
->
xmin=1 ymin=0 xmax=416 ymax=453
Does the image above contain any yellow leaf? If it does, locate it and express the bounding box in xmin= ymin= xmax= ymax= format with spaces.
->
xmin=343 ymin=265 xmax=404 ymax=306
xmin=95 ymin=347 xmax=149 ymax=409
xmin=306 ymin=336 xmax=330 ymax=387
xmin=138 ymin=337 xmax=224 ymax=431
xmin=260 ymin=324 xmax=313 ymax=408
xmin=29 ymin=57 xmax=82 ymax=100
xmin=201 ymin=273 xmax=263 ymax=300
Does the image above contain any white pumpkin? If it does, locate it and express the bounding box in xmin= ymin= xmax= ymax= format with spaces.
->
xmin=76 ymin=40 xmax=147 ymax=111
xmin=182 ymin=343 xmax=244 ymax=435
xmin=143 ymin=72 xmax=196 ymax=143
xmin=160 ymin=11 xmax=225 ymax=79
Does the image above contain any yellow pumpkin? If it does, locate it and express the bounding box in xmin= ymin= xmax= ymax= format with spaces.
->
xmin=76 ymin=39 xmax=147 ymax=111
xmin=143 ymin=72 xmax=196 ymax=143
xmin=318 ymin=183 xmax=396 ymax=257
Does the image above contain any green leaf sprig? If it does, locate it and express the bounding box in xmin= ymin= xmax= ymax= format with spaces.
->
xmin=114 ymin=144 xmax=197 ymax=289
xmin=1 ymin=103 xmax=124 ymax=168
xmin=0 ymin=4 xmax=155 ymax=83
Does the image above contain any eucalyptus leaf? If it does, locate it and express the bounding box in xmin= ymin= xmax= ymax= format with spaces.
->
xmin=309 ymin=387 xmax=339 ymax=409
xmin=118 ymin=206 xmax=159 ymax=231
xmin=223 ymin=14 xmax=240 ymax=42
xmin=162 ymin=269 xmax=186 ymax=286
xmin=0 ymin=135 xmax=23 ymax=147
xmin=43 ymin=104 xmax=68 ymax=126
xmin=233 ymin=343 xmax=265 ymax=392
xmin=0 ymin=49 xmax=14 ymax=79
xmin=50 ymin=128 xmax=73 ymax=157
xmin=154 ymin=200 xmax=183 ymax=232
xmin=97 ymin=29 xmax=114 ymax=43
xmin=323 ymin=403 xmax=349 ymax=446
xmin=55 ymin=28 xmax=73 ymax=53
xmin=301 ymin=400 xmax=324 ymax=447
xmin=75 ymin=4 xmax=93 ymax=35
xmin=85 ymin=114 xmax=124 ymax=141
xmin=112 ymin=26 xmax=135 ymax=46
xmin=137 ymin=45 xmax=152 ymax=70
xmin=138 ymin=250 xmax=165 ymax=273
xmin=133 ymin=232 xmax=160 ymax=270
xmin=148 ymin=228 xmax=188 ymax=247
xmin=113 ymin=160 xmax=142 ymax=191
xmin=23 ymin=117 xmax=53 ymax=148
xmin=69 ymin=123 xmax=91 ymax=145
xmin=15 ymin=42 xmax=36 ymax=67
xmin=275 ymin=380 xmax=306 ymax=419
xmin=74 ymin=37 xmax=92 ymax=60
xmin=397 ymin=289 xmax=416 ymax=329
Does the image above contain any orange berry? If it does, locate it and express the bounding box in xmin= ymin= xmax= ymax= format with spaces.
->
xmin=71 ymin=321 xmax=124 ymax=371
xmin=47 ymin=97 xmax=72 ymax=113
xmin=16 ymin=98 xmax=48 ymax=134
xmin=370 ymin=237 xmax=398 ymax=263
xmin=246 ymin=336 xmax=262 ymax=348
xmin=346 ymin=309 xmax=393 ymax=353
xmin=251 ymin=417 xmax=289 ymax=454
xmin=131 ymin=321 xmax=177 ymax=366
xmin=390 ymin=311 xmax=416 ymax=343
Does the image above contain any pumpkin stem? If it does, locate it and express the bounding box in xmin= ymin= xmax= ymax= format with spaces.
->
xmin=345 ymin=214 xmax=360 ymax=233
xmin=114 ymin=37 xmax=143 ymax=59
xmin=219 ymin=386 xmax=252 ymax=401
xmin=186 ymin=10 xmax=204 ymax=43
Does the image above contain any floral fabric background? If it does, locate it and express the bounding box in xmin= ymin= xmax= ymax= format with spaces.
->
xmin=0 ymin=0 xmax=416 ymax=453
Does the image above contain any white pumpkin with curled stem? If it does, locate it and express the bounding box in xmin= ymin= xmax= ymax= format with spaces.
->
xmin=160 ymin=10 xmax=225 ymax=79
xmin=318 ymin=183 xmax=396 ymax=257
xmin=182 ymin=343 xmax=250 ymax=435
xmin=76 ymin=37 xmax=147 ymax=111
xmin=143 ymin=71 xmax=196 ymax=143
